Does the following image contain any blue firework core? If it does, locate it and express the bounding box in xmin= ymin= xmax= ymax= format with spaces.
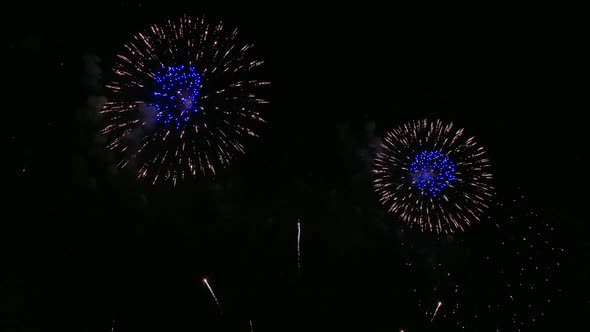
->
xmin=409 ymin=150 xmax=456 ymax=196
xmin=152 ymin=65 xmax=201 ymax=129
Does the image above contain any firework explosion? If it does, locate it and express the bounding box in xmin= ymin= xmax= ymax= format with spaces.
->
xmin=100 ymin=15 xmax=269 ymax=185
xmin=373 ymin=119 xmax=493 ymax=233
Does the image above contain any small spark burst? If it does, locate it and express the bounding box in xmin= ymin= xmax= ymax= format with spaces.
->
xmin=373 ymin=119 xmax=494 ymax=233
xmin=297 ymin=221 xmax=301 ymax=273
xmin=407 ymin=188 xmax=562 ymax=330
xmin=203 ymin=277 xmax=222 ymax=312
xmin=431 ymin=301 xmax=442 ymax=323
xmin=101 ymin=15 xmax=269 ymax=184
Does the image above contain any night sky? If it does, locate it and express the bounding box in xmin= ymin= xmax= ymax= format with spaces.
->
xmin=3 ymin=5 xmax=588 ymax=331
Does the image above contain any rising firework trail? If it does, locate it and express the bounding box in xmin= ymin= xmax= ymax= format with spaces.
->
xmin=297 ymin=221 xmax=301 ymax=274
xmin=249 ymin=319 xmax=254 ymax=332
xmin=431 ymin=301 xmax=442 ymax=324
xmin=203 ymin=278 xmax=222 ymax=313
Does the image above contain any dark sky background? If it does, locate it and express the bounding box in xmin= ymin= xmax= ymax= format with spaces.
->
xmin=2 ymin=4 xmax=588 ymax=332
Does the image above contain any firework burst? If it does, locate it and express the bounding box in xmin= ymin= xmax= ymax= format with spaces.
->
xmin=373 ymin=119 xmax=493 ymax=233
xmin=100 ymin=15 xmax=269 ymax=185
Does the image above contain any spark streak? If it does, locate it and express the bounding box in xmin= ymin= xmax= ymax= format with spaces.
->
xmin=431 ymin=301 xmax=442 ymax=323
xmin=249 ymin=319 xmax=254 ymax=332
xmin=203 ymin=278 xmax=222 ymax=312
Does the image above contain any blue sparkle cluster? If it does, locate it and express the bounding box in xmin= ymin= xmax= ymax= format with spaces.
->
xmin=409 ymin=150 xmax=456 ymax=196
xmin=152 ymin=65 xmax=201 ymax=129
